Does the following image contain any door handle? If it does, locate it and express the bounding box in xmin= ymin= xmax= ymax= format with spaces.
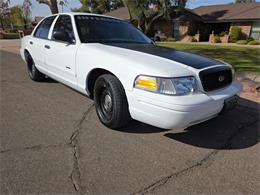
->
xmin=29 ymin=41 xmax=33 ymax=45
xmin=44 ymin=45 xmax=50 ymax=49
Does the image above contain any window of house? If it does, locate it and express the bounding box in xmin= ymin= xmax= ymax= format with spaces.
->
xmin=250 ymin=21 xmax=260 ymax=40
xmin=34 ymin=16 xmax=56 ymax=39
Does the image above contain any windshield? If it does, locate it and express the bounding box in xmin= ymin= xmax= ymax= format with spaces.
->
xmin=75 ymin=15 xmax=152 ymax=44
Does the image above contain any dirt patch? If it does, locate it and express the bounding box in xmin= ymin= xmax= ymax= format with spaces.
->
xmin=240 ymin=78 xmax=260 ymax=103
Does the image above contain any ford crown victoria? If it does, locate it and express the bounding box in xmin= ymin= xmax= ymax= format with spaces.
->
xmin=20 ymin=13 xmax=241 ymax=129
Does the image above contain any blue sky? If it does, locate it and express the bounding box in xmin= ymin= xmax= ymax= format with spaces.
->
xmin=10 ymin=0 xmax=260 ymax=17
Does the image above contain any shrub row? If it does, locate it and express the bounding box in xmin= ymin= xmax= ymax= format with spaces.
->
xmin=0 ymin=32 xmax=20 ymax=39
xmin=236 ymin=40 xmax=259 ymax=45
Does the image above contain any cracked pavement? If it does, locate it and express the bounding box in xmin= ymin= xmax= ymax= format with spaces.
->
xmin=0 ymin=50 xmax=259 ymax=194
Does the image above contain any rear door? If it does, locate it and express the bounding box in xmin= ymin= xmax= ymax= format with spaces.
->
xmin=44 ymin=15 xmax=78 ymax=88
xmin=28 ymin=16 xmax=57 ymax=68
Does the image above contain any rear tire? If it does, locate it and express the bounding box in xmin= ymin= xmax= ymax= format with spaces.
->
xmin=94 ymin=74 xmax=131 ymax=129
xmin=26 ymin=54 xmax=45 ymax=81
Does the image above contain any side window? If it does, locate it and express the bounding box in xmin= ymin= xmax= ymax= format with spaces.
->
xmin=52 ymin=15 xmax=75 ymax=41
xmin=34 ymin=16 xmax=56 ymax=39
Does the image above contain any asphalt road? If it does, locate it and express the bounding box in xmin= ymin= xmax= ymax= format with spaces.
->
xmin=0 ymin=50 xmax=259 ymax=194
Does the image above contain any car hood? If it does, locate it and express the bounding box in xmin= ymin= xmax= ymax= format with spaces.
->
xmin=80 ymin=43 xmax=226 ymax=78
xmin=102 ymin=43 xmax=223 ymax=69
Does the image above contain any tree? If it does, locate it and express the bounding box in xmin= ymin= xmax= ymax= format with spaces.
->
xmin=73 ymin=0 xmax=124 ymax=14
xmin=36 ymin=0 xmax=59 ymax=14
xmin=10 ymin=5 xmax=24 ymax=27
xmin=22 ymin=0 xmax=32 ymax=29
xmin=235 ymin=0 xmax=255 ymax=2
xmin=123 ymin=0 xmax=188 ymax=35
xmin=59 ymin=0 xmax=65 ymax=12
xmin=0 ymin=0 xmax=10 ymax=30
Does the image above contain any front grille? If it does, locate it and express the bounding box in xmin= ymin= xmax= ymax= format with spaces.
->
xmin=199 ymin=67 xmax=232 ymax=92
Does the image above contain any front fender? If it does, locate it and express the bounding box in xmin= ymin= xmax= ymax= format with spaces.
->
xmin=76 ymin=44 xmax=139 ymax=94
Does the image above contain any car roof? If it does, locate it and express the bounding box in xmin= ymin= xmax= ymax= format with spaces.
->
xmin=47 ymin=12 xmax=123 ymax=21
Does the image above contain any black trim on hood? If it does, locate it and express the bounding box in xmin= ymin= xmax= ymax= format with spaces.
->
xmin=103 ymin=43 xmax=224 ymax=69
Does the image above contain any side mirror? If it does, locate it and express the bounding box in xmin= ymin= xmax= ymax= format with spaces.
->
xmin=52 ymin=31 xmax=73 ymax=43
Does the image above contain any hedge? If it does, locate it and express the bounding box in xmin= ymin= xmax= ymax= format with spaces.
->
xmin=236 ymin=40 xmax=248 ymax=45
xmin=0 ymin=32 xmax=20 ymax=39
xmin=248 ymin=40 xmax=259 ymax=45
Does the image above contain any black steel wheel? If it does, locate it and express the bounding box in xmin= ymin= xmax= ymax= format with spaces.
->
xmin=26 ymin=53 xmax=45 ymax=81
xmin=94 ymin=74 xmax=131 ymax=129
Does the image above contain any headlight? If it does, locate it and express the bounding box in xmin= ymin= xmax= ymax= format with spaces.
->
xmin=134 ymin=75 xmax=198 ymax=95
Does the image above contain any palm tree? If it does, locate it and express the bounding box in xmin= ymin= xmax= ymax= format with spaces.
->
xmin=22 ymin=0 xmax=31 ymax=29
xmin=59 ymin=0 xmax=65 ymax=12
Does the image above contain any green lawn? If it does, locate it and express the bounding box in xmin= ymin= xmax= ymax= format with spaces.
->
xmin=158 ymin=43 xmax=260 ymax=73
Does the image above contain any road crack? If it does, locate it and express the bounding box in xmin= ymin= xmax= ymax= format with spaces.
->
xmin=69 ymin=103 xmax=94 ymax=194
xmin=0 ymin=143 xmax=69 ymax=154
xmin=130 ymin=119 xmax=259 ymax=195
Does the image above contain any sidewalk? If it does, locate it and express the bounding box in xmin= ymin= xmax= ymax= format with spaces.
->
xmin=0 ymin=39 xmax=21 ymax=54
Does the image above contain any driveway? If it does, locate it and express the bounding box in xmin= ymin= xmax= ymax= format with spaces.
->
xmin=0 ymin=41 xmax=259 ymax=194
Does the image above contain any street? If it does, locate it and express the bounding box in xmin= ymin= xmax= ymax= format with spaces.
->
xmin=0 ymin=48 xmax=259 ymax=194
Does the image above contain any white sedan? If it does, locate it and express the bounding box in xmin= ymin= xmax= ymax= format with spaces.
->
xmin=20 ymin=13 xmax=241 ymax=130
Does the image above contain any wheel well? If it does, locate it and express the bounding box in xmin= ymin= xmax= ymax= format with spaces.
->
xmin=24 ymin=50 xmax=29 ymax=60
xmin=86 ymin=68 xmax=115 ymax=99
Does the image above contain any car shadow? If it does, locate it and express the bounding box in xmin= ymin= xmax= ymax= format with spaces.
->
xmin=118 ymin=120 xmax=169 ymax=134
xmin=44 ymin=77 xmax=58 ymax=83
xmin=120 ymin=97 xmax=259 ymax=149
xmin=164 ymin=98 xmax=259 ymax=150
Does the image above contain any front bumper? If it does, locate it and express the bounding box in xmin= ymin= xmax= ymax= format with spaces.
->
xmin=126 ymin=81 xmax=242 ymax=130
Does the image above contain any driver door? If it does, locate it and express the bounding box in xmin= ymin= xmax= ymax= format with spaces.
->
xmin=44 ymin=14 xmax=78 ymax=88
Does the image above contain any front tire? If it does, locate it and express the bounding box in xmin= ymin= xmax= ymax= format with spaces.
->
xmin=94 ymin=74 xmax=131 ymax=129
xmin=26 ymin=54 xmax=45 ymax=81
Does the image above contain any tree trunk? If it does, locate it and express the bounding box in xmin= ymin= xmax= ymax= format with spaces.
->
xmin=0 ymin=17 xmax=5 ymax=30
xmin=23 ymin=18 xmax=27 ymax=29
xmin=37 ymin=0 xmax=58 ymax=14
xmin=144 ymin=13 xmax=163 ymax=35
xmin=49 ymin=0 xmax=58 ymax=14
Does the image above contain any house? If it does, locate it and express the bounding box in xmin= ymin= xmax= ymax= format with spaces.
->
xmin=105 ymin=2 xmax=260 ymax=41
xmin=193 ymin=2 xmax=260 ymax=41
xmin=32 ymin=16 xmax=44 ymax=26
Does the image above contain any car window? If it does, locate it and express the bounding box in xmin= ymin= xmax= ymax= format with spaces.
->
xmin=34 ymin=16 xmax=56 ymax=39
xmin=75 ymin=15 xmax=151 ymax=44
xmin=52 ymin=15 xmax=75 ymax=42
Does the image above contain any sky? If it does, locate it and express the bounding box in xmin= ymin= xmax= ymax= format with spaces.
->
xmin=10 ymin=0 xmax=260 ymax=17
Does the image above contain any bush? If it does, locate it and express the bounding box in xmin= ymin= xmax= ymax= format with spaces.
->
xmin=229 ymin=26 xmax=241 ymax=43
xmin=166 ymin=37 xmax=176 ymax=42
xmin=214 ymin=36 xmax=221 ymax=43
xmin=5 ymin=29 xmax=18 ymax=33
xmin=1 ymin=32 xmax=20 ymax=39
xmin=219 ymin=31 xmax=228 ymax=37
xmin=236 ymin=40 xmax=248 ymax=44
xmin=160 ymin=37 xmax=167 ymax=42
xmin=248 ymin=40 xmax=259 ymax=45
xmin=247 ymin=38 xmax=254 ymax=42
xmin=190 ymin=36 xmax=197 ymax=42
